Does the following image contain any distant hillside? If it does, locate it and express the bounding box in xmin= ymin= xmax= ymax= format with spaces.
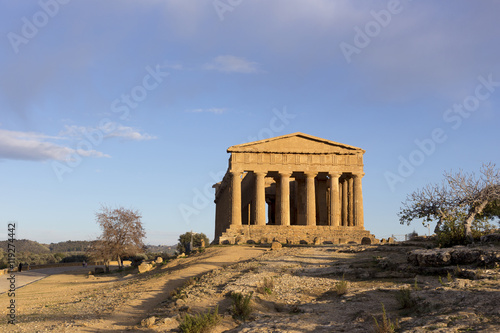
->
xmin=0 ymin=239 xmax=176 ymax=255
xmin=48 ymin=240 xmax=92 ymax=253
xmin=145 ymin=245 xmax=177 ymax=255
xmin=0 ymin=239 xmax=177 ymax=268
xmin=0 ymin=239 xmax=50 ymax=253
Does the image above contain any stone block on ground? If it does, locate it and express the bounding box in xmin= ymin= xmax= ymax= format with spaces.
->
xmin=271 ymin=241 xmax=282 ymax=250
xmin=407 ymin=247 xmax=500 ymax=267
xmin=481 ymin=233 xmax=500 ymax=244
xmin=138 ymin=262 xmax=153 ymax=273
xmin=141 ymin=316 xmax=156 ymax=328
xmin=361 ymin=237 xmax=372 ymax=245
xmin=158 ymin=317 xmax=179 ymax=329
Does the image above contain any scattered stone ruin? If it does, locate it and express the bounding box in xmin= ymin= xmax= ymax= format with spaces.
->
xmin=213 ymin=132 xmax=377 ymax=245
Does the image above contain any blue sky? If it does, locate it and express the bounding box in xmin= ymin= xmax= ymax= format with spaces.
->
xmin=1 ymin=0 xmax=499 ymax=245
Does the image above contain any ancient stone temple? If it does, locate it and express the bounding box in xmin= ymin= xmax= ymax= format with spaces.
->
xmin=213 ymin=132 xmax=377 ymax=245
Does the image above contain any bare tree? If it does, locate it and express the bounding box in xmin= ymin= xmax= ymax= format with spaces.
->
xmin=445 ymin=163 xmax=500 ymax=241
xmin=88 ymin=206 xmax=146 ymax=269
xmin=399 ymin=163 xmax=500 ymax=241
xmin=399 ymin=182 xmax=457 ymax=234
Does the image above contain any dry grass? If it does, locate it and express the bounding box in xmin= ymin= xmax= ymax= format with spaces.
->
xmin=334 ymin=275 xmax=348 ymax=296
xmin=373 ymin=303 xmax=399 ymax=333
xmin=256 ymin=277 xmax=274 ymax=295
xmin=231 ymin=291 xmax=253 ymax=321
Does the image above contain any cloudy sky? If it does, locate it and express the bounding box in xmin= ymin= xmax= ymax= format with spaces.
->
xmin=1 ymin=0 xmax=499 ymax=245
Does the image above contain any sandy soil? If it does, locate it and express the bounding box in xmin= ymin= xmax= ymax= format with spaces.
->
xmin=0 ymin=266 xmax=103 ymax=294
xmin=0 ymin=246 xmax=265 ymax=332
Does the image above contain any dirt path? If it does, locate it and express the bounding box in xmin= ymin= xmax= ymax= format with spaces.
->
xmin=73 ymin=246 xmax=266 ymax=332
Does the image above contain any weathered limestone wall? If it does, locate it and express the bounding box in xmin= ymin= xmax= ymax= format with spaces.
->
xmin=218 ymin=225 xmax=378 ymax=245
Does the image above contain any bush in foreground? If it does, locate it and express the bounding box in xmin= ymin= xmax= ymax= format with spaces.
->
xmin=395 ymin=286 xmax=417 ymax=309
xmin=231 ymin=291 xmax=253 ymax=321
xmin=335 ymin=275 xmax=348 ymax=296
xmin=373 ymin=303 xmax=399 ymax=333
xmin=179 ymin=306 xmax=221 ymax=333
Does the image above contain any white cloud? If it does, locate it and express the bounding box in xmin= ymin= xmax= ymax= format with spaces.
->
xmin=105 ymin=125 xmax=157 ymax=141
xmin=0 ymin=123 xmax=155 ymax=162
xmin=186 ymin=108 xmax=227 ymax=114
xmin=62 ymin=124 xmax=156 ymax=141
xmin=0 ymin=129 xmax=108 ymax=162
xmin=203 ymin=55 xmax=260 ymax=73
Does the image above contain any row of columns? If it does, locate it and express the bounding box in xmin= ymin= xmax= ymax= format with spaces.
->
xmin=230 ymin=171 xmax=364 ymax=228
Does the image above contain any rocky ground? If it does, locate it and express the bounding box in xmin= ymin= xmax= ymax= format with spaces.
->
xmin=1 ymin=241 xmax=499 ymax=332
xmin=148 ymin=242 xmax=500 ymax=333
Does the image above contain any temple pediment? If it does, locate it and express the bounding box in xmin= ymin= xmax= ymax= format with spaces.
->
xmin=227 ymin=132 xmax=365 ymax=154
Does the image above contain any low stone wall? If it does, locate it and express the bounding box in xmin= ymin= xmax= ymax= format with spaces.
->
xmin=28 ymin=262 xmax=85 ymax=270
xmin=0 ymin=262 xmax=88 ymax=276
xmin=217 ymin=225 xmax=378 ymax=245
xmin=407 ymin=247 xmax=500 ymax=267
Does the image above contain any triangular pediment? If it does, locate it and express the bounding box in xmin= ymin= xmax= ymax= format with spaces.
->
xmin=227 ymin=132 xmax=364 ymax=154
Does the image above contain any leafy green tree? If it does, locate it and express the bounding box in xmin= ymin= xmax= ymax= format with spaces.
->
xmin=0 ymin=249 xmax=7 ymax=269
xmin=479 ymin=200 xmax=500 ymax=222
xmin=436 ymin=209 xmax=495 ymax=247
xmin=61 ymin=254 xmax=89 ymax=263
xmin=177 ymin=232 xmax=209 ymax=254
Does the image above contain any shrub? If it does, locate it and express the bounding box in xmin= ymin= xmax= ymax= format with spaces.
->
xmin=256 ymin=277 xmax=274 ymax=295
xmin=171 ymin=277 xmax=198 ymax=300
xmin=436 ymin=212 xmax=495 ymax=247
xmin=231 ymin=291 xmax=253 ymax=321
xmin=127 ymin=253 xmax=148 ymax=267
xmin=334 ymin=275 xmax=348 ymax=296
xmin=395 ymin=286 xmax=416 ymax=309
xmin=373 ymin=303 xmax=399 ymax=333
xmin=179 ymin=306 xmax=221 ymax=333
xmin=438 ymin=276 xmax=446 ymax=286
xmin=407 ymin=230 xmax=418 ymax=240
xmin=185 ymin=277 xmax=197 ymax=287
xmin=171 ymin=287 xmax=187 ymax=300
xmin=413 ymin=277 xmax=420 ymax=291
xmin=177 ymin=232 xmax=209 ymax=254
xmin=61 ymin=254 xmax=89 ymax=263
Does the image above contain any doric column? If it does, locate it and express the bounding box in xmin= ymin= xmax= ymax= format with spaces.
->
xmin=254 ymin=171 xmax=266 ymax=226
xmin=353 ymin=173 xmax=365 ymax=228
xmin=296 ymin=178 xmax=306 ymax=225
xmin=342 ymin=177 xmax=348 ymax=226
xmin=305 ymin=171 xmax=316 ymax=226
xmin=275 ymin=176 xmax=281 ymax=225
xmin=279 ymin=172 xmax=292 ymax=226
xmin=328 ymin=172 xmax=341 ymax=227
xmin=348 ymin=176 xmax=354 ymax=227
xmin=231 ymin=171 xmax=242 ymax=226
